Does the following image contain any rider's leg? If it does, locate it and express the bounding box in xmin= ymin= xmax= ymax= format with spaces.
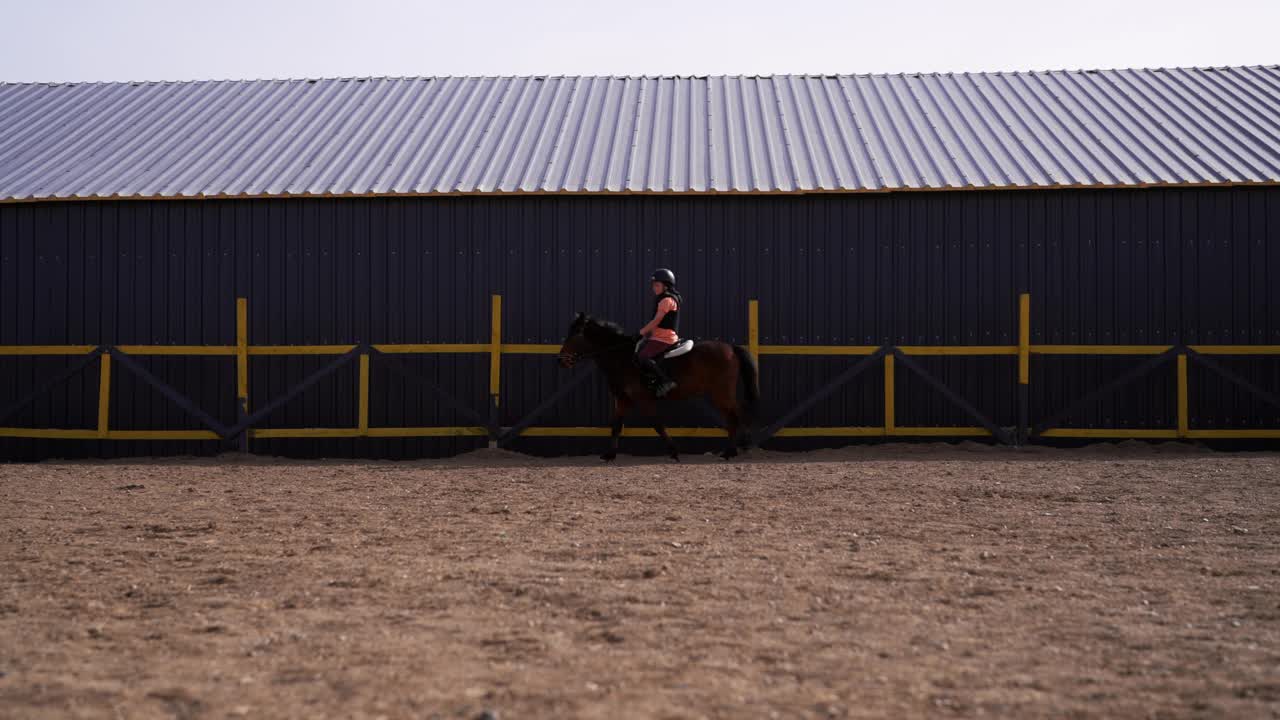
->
xmin=635 ymin=340 xmax=676 ymax=397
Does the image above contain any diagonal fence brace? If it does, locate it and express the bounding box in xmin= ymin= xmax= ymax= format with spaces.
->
xmin=108 ymin=346 xmax=232 ymax=437
xmin=223 ymin=345 xmax=364 ymax=440
xmin=1185 ymin=348 xmax=1280 ymax=415
xmin=1031 ymin=346 xmax=1181 ymax=436
xmin=892 ymin=349 xmax=1012 ymax=445
xmin=752 ymin=346 xmax=889 ymax=446
xmin=497 ymin=368 xmax=595 ymax=447
xmin=0 ymin=346 xmax=105 ymax=426
xmin=366 ymin=346 xmax=491 ymax=431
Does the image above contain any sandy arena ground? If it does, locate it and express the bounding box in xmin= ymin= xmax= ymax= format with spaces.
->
xmin=1 ymin=443 xmax=1278 ymax=719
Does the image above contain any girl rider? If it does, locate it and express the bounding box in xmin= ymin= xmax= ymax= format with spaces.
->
xmin=636 ymin=268 xmax=681 ymax=397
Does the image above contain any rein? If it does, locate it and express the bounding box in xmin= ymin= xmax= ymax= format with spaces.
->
xmin=559 ymin=337 xmax=640 ymax=365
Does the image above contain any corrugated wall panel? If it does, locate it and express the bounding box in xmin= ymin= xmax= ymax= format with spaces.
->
xmin=1 ymin=188 xmax=1277 ymax=460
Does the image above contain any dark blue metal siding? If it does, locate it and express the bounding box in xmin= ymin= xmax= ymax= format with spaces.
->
xmin=1 ymin=187 xmax=1278 ymax=460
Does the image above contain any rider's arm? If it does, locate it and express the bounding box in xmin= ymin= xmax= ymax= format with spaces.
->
xmin=639 ymin=297 xmax=676 ymax=336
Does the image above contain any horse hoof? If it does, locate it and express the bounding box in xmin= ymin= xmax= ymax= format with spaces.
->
xmin=720 ymin=448 xmax=738 ymax=461
xmin=669 ymin=453 xmax=681 ymax=463
xmin=600 ymin=452 xmax=617 ymax=462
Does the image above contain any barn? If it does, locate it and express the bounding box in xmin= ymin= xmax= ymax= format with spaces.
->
xmin=2 ymin=68 xmax=1278 ymax=460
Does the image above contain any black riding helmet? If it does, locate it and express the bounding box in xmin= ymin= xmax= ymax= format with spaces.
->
xmin=650 ymin=268 xmax=682 ymax=308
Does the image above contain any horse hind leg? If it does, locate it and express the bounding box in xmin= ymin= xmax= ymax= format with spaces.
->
xmin=718 ymin=362 xmax=751 ymax=455
xmin=653 ymin=420 xmax=680 ymax=462
xmin=715 ymin=403 xmax=741 ymax=461
xmin=733 ymin=406 xmax=753 ymax=449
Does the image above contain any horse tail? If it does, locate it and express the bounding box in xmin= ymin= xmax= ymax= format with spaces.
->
xmin=731 ymin=344 xmax=761 ymax=430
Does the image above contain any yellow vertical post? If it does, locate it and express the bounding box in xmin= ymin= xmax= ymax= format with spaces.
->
xmin=490 ymin=294 xmax=503 ymax=401
xmin=96 ymin=352 xmax=111 ymax=437
xmin=236 ymin=298 xmax=249 ymax=403
xmin=1017 ymin=293 xmax=1031 ymax=446
xmin=748 ymin=299 xmax=760 ymax=359
xmin=358 ymin=353 xmax=370 ymax=434
xmin=1018 ymin=293 xmax=1030 ymax=385
xmin=884 ymin=354 xmax=895 ymax=435
xmin=489 ymin=295 xmax=502 ymax=446
xmin=236 ymin=298 xmax=249 ymax=451
xmin=1177 ymin=353 xmax=1189 ymax=438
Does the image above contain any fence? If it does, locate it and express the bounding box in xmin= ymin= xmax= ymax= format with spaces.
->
xmin=2 ymin=294 xmax=1278 ymax=447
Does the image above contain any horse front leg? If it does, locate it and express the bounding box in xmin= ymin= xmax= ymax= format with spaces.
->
xmin=601 ymin=395 xmax=630 ymax=462
xmin=633 ymin=396 xmax=679 ymax=462
xmin=653 ymin=420 xmax=680 ymax=462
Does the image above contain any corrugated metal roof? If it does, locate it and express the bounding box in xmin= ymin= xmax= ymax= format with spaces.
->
xmin=2 ymin=67 xmax=1280 ymax=201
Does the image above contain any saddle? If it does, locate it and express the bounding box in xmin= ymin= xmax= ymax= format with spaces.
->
xmin=635 ymin=338 xmax=694 ymax=361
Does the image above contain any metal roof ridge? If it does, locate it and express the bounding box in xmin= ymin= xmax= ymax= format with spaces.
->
xmin=3 ymin=65 xmax=1278 ymax=87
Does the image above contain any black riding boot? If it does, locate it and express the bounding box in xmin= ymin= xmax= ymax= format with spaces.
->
xmin=636 ymin=356 xmax=677 ymax=398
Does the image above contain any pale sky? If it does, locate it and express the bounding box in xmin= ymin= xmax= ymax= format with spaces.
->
xmin=2 ymin=0 xmax=1277 ymax=82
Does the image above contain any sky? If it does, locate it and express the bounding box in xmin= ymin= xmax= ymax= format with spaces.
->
xmin=1 ymin=0 xmax=1277 ymax=82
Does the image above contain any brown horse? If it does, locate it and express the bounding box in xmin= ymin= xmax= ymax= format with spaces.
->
xmin=558 ymin=313 xmax=760 ymax=461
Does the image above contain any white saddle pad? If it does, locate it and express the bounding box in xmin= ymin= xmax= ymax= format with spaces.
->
xmin=664 ymin=339 xmax=695 ymax=358
xmin=636 ymin=338 xmax=694 ymax=358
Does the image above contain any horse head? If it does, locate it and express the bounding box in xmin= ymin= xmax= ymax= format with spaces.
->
xmin=559 ymin=313 xmax=631 ymax=368
xmin=559 ymin=312 xmax=593 ymax=368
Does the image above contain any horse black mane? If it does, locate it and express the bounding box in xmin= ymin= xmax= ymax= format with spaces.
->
xmin=569 ymin=313 xmax=634 ymax=346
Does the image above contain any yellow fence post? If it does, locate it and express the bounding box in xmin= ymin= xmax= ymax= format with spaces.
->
xmin=358 ymin=353 xmax=371 ymax=435
xmin=236 ymin=298 xmax=249 ymax=451
xmin=884 ymin=354 xmax=895 ymax=435
xmin=1018 ymin=294 xmax=1030 ymax=385
xmin=748 ymin=299 xmax=760 ymax=360
xmin=489 ymin=294 xmax=502 ymax=447
xmin=96 ymin=352 xmax=111 ymax=437
xmin=1177 ymin=353 xmax=1189 ymax=438
xmin=1018 ymin=293 xmax=1030 ymax=445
